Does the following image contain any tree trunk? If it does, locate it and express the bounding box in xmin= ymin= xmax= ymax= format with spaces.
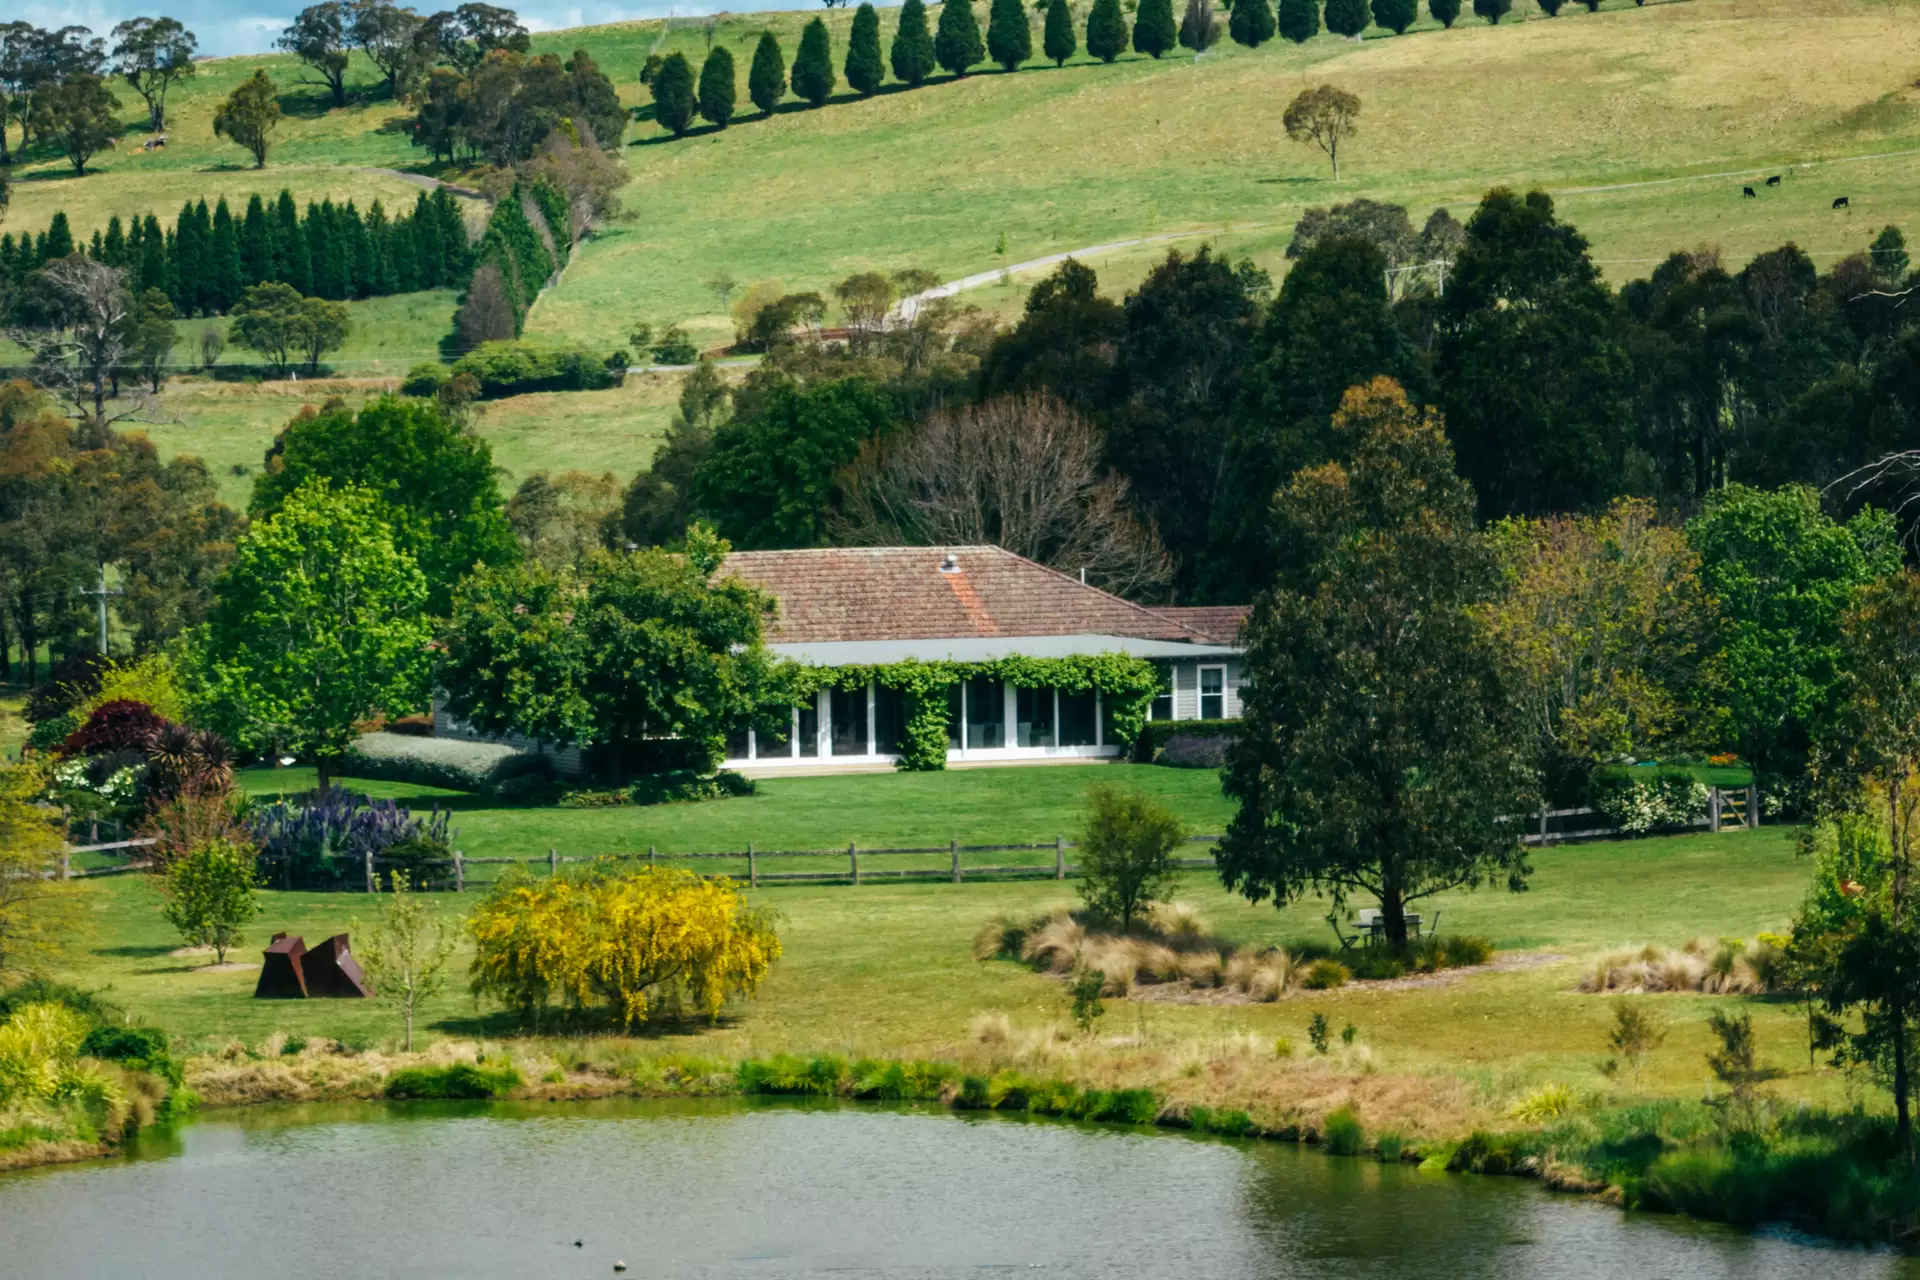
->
xmin=315 ymin=757 xmax=334 ymax=794
xmin=404 ymin=1005 xmax=414 ymax=1053
xmin=1380 ymin=881 xmax=1410 ymax=953
xmin=1896 ymin=999 xmax=1912 ymax=1164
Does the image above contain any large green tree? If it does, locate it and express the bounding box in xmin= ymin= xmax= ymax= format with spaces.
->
xmin=748 ymin=31 xmax=787 ymax=115
xmin=212 ymin=69 xmax=281 ymax=168
xmin=1474 ymin=0 xmax=1512 ymax=21
xmin=988 ymin=0 xmax=1034 ymax=69
xmin=791 ymin=17 xmax=838 ymax=106
xmin=979 ymin=258 xmax=1125 ymax=413
xmin=1218 ymin=378 xmax=1536 ymax=951
xmin=1435 ymin=188 xmax=1632 ymax=520
xmin=1230 ymin=0 xmax=1276 ymax=45
xmin=1324 ymin=0 xmax=1370 ymax=37
xmin=439 ymin=526 xmax=783 ymax=769
xmin=846 ymin=3 xmax=887 ymax=94
xmin=248 ymin=396 xmax=518 ymax=615
xmin=1133 ymin=0 xmax=1178 ymax=56
xmin=1688 ymin=484 xmax=1899 ymax=794
xmin=1086 ymin=0 xmax=1130 ymax=61
xmin=1429 ymin=0 xmax=1460 ymax=24
xmin=651 ymin=50 xmax=696 ymax=135
xmin=694 ymin=376 xmax=895 ymax=549
xmin=41 ymin=74 xmax=122 ymax=175
xmin=110 ymin=16 xmax=197 ymax=132
xmin=698 ymin=46 xmax=736 ymax=127
xmin=1371 ymin=0 xmax=1417 ymax=32
xmin=935 ymin=0 xmax=987 ymax=76
xmin=892 ymin=0 xmax=939 ymax=84
xmin=1795 ymin=572 xmax=1920 ymax=1161
xmin=1205 ymin=235 xmax=1423 ymax=601
xmin=197 ymin=482 xmax=432 ymax=790
xmin=1276 ymin=0 xmax=1319 ymax=43
xmin=1043 ymin=0 xmax=1078 ymax=64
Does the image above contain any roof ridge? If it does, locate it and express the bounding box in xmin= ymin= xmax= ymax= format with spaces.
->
xmin=998 ymin=547 xmax=1217 ymax=644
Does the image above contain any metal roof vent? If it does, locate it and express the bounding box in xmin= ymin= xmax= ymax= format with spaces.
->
xmin=939 ymin=553 xmax=960 ymax=574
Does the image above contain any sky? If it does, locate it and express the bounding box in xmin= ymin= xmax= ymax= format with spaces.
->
xmin=15 ymin=1 xmax=829 ymax=59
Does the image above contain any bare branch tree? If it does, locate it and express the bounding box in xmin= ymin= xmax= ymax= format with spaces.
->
xmin=1833 ymin=452 xmax=1920 ymax=547
xmin=6 ymin=256 xmax=152 ymax=444
xmin=832 ymin=393 xmax=1174 ymax=599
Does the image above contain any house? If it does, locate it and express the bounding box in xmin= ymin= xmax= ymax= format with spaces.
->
xmin=717 ymin=546 xmax=1248 ymax=774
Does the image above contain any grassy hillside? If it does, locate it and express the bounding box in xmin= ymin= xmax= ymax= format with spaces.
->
xmin=8 ymin=0 xmax=1920 ymax=487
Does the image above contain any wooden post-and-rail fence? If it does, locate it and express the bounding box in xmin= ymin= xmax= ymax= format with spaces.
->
xmin=51 ymin=785 xmax=1764 ymax=887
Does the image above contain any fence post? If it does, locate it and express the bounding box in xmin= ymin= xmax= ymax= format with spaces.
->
xmin=1537 ymin=808 xmax=1548 ymax=846
xmin=747 ymin=841 xmax=757 ymax=889
xmin=1709 ymin=787 xmax=1722 ymax=834
xmin=1749 ymin=785 xmax=1759 ymax=828
xmin=60 ymin=848 xmax=70 ymax=881
xmin=850 ymin=841 xmax=859 ymax=885
xmin=649 ymin=845 xmax=656 ymax=868
xmin=454 ymin=850 xmax=464 ymax=893
xmin=364 ymin=846 xmax=374 ymax=894
xmin=1056 ymin=835 xmax=1065 ymax=880
xmin=951 ymin=838 xmax=961 ymax=884
xmin=549 ymin=846 xmax=558 ymax=877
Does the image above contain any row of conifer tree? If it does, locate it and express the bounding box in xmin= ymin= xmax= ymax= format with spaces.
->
xmin=0 ymin=188 xmax=473 ymax=319
xmin=649 ymin=0 xmax=1602 ymax=133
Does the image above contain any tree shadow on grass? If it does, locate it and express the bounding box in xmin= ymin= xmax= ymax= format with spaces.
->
xmin=430 ymin=1008 xmax=750 ymax=1040
xmin=1255 ymin=175 xmax=1320 ymax=185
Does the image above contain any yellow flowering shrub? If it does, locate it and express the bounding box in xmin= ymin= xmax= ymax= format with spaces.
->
xmin=466 ymin=865 xmax=780 ymax=1029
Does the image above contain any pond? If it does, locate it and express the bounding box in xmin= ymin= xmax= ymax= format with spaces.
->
xmin=1 ymin=1098 xmax=1914 ymax=1278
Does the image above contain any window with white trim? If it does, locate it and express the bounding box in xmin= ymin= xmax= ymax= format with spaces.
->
xmin=1199 ymin=665 xmax=1225 ymax=722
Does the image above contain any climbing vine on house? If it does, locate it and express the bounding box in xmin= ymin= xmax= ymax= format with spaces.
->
xmin=786 ymin=655 xmax=1160 ymax=772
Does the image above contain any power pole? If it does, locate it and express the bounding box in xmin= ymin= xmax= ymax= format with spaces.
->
xmin=79 ymin=563 xmax=121 ymax=657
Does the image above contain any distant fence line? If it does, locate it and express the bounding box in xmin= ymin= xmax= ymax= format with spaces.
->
xmin=53 ymin=785 xmax=1763 ymax=889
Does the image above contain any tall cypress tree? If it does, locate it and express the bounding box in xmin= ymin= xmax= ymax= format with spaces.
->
xmin=1324 ymin=0 xmax=1369 ymax=35
xmin=892 ymin=0 xmax=938 ymax=85
xmin=170 ymin=202 xmax=202 ymax=313
xmin=429 ymin=187 xmax=466 ymax=284
xmin=1277 ymin=0 xmax=1319 ymax=43
xmin=365 ymin=200 xmax=396 ymax=296
xmin=749 ymin=33 xmax=787 ymax=116
xmin=240 ymin=194 xmax=275 ymax=286
xmin=1428 ymin=0 xmax=1460 ymax=25
xmin=653 ymin=50 xmax=697 ymax=134
xmin=1133 ymin=0 xmax=1177 ymax=56
xmin=1086 ymin=0 xmax=1129 ymax=61
xmin=307 ymin=201 xmax=340 ymax=300
xmin=276 ymin=191 xmax=311 ymax=292
xmin=936 ymin=0 xmax=986 ymax=76
xmin=1472 ymin=0 xmax=1510 ymax=21
xmin=343 ymin=199 xmax=373 ymax=297
xmin=210 ymin=198 xmax=243 ymax=312
xmin=1043 ymin=0 xmax=1077 ymax=64
xmin=102 ymin=216 xmax=128 ymax=269
xmin=44 ymin=213 xmax=75 ymax=261
xmin=140 ymin=215 xmax=168 ymax=297
xmin=407 ymin=193 xmax=438 ymax=289
xmin=987 ymin=0 xmax=1033 ymax=70
xmin=846 ymin=3 xmax=886 ymax=95
xmin=700 ymin=46 xmax=738 ymax=125
xmin=791 ymin=17 xmax=837 ymax=106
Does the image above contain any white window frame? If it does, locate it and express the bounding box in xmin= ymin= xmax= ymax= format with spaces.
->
xmin=1199 ymin=664 xmax=1227 ymax=722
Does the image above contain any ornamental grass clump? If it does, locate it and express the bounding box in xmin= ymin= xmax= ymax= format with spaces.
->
xmin=467 ymin=864 xmax=780 ymax=1029
xmin=1578 ymin=936 xmax=1787 ymax=995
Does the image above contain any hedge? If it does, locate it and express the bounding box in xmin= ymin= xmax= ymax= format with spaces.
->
xmin=343 ymin=731 xmax=556 ymax=796
xmin=1133 ymin=718 xmax=1240 ymax=762
xmin=448 ymin=341 xmax=625 ymax=398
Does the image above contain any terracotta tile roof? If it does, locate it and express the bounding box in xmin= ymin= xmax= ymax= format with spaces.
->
xmin=1148 ymin=606 xmax=1250 ymax=646
xmin=721 ymin=546 xmax=1225 ymax=646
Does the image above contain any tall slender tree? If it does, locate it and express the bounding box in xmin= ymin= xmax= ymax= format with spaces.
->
xmin=1086 ymin=0 xmax=1130 ymax=61
xmin=699 ymin=46 xmax=737 ymax=127
xmin=1043 ymin=0 xmax=1078 ymax=64
xmin=1371 ymin=0 xmax=1417 ymax=33
xmin=1230 ymin=0 xmax=1277 ymax=46
xmin=1325 ymin=0 xmax=1370 ymax=36
xmin=749 ymin=31 xmax=787 ymax=115
xmin=1473 ymin=0 xmax=1511 ymax=21
xmin=1429 ymin=0 xmax=1460 ymax=25
xmin=988 ymin=0 xmax=1034 ymax=70
xmin=846 ymin=3 xmax=887 ymax=95
xmin=936 ymin=0 xmax=987 ymax=76
xmin=652 ymin=51 xmax=697 ymax=135
xmin=892 ymin=0 xmax=939 ymax=85
xmin=240 ymin=194 xmax=275 ymax=286
xmin=1133 ymin=0 xmax=1178 ymax=57
xmin=791 ymin=17 xmax=838 ymax=106
xmin=209 ymin=198 xmax=243 ymax=312
xmin=110 ymin=16 xmax=198 ymax=133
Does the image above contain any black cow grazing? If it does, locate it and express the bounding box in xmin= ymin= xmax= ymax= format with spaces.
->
xmin=1766 ymin=175 xmax=1782 ymax=186
xmin=1743 ymin=186 xmax=1757 ymax=198
xmin=1834 ymin=196 xmax=1851 ymax=209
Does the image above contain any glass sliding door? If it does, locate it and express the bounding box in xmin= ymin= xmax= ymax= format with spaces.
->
xmin=875 ymin=685 xmax=906 ymax=755
xmin=1059 ymin=690 xmax=1097 ymax=746
xmin=1016 ymin=686 xmax=1055 ymax=747
xmin=829 ymin=685 xmax=869 ymax=756
xmin=965 ymin=676 xmax=1004 ymax=749
xmin=797 ymin=699 xmax=820 ymax=757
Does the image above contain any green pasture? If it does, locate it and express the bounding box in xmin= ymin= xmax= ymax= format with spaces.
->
xmin=50 ymin=823 xmax=1827 ymax=1109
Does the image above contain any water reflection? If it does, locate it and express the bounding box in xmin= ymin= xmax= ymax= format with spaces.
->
xmin=0 ymin=1098 xmax=1912 ymax=1279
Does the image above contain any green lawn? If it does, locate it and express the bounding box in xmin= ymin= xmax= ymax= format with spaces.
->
xmin=51 ymin=824 xmax=1825 ymax=1114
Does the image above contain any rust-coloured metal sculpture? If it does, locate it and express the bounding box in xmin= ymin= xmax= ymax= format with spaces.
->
xmin=251 ymin=932 xmax=373 ymax=999
xmin=301 ymin=933 xmax=374 ymax=998
xmin=254 ymin=933 xmax=310 ymax=999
